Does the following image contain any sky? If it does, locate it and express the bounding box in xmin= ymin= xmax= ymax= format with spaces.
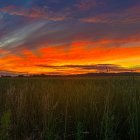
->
xmin=0 ymin=0 xmax=140 ymax=75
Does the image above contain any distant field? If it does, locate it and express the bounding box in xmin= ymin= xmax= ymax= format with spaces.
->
xmin=0 ymin=76 xmax=140 ymax=140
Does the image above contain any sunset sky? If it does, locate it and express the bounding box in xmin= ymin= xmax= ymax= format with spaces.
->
xmin=0 ymin=0 xmax=140 ymax=75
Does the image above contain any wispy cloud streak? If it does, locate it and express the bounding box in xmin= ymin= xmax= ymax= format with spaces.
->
xmin=0 ymin=21 xmax=46 ymax=49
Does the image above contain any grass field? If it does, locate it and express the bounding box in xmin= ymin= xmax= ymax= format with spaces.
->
xmin=0 ymin=76 xmax=140 ymax=140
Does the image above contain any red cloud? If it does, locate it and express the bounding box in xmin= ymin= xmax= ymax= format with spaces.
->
xmin=75 ymin=0 xmax=97 ymax=11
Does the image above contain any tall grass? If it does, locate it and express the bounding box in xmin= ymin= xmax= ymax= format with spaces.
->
xmin=0 ymin=76 xmax=140 ymax=140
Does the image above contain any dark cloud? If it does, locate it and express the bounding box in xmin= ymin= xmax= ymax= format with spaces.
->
xmin=82 ymin=5 xmax=140 ymax=24
xmin=36 ymin=64 xmax=136 ymax=73
xmin=0 ymin=70 xmax=25 ymax=76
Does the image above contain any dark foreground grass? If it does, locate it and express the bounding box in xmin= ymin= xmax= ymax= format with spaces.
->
xmin=0 ymin=76 xmax=140 ymax=140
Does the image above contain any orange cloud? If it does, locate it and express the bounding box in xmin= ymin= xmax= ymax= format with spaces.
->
xmin=0 ymin=39 xmax=140 ymax=75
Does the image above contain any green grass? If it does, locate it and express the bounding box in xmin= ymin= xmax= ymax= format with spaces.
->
xmin=0 ymin=76 xmax=140 ymax=140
